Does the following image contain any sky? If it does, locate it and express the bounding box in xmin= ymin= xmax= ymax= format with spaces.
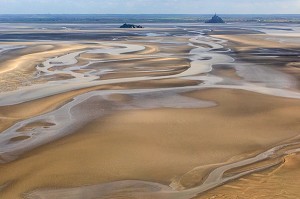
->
xmin=0 ymin=0 xmax=299 ymax=14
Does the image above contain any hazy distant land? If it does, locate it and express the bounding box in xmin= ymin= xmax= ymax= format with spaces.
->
xmin=0 ymin=14 xmax=300 ymax=23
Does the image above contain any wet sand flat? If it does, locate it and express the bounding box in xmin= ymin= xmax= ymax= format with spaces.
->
xmin=196 ymin=153 xmax=300 ymax=199
xmin=0 ymin=23 xmax=300 ymax=199
xmin=1 ymin=89 xmax=300 ymax=198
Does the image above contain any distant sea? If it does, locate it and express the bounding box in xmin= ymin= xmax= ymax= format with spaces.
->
xmin=0 ymin=14 xmax=300 ymax=23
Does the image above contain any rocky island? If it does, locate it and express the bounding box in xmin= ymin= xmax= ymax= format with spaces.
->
xmin=205 ymin=14 xmax=225 ymax=23
xmin=120 ymin=23 xmax=144 ymax=28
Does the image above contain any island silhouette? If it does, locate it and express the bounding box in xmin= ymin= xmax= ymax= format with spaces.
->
xmin=205 ymin=14 xmax=225 ymax=23
xmin=120 ymin=23 xmax=144 ymax=28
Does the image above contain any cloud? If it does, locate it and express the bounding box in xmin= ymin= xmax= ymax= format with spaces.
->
xmin=0 ymin=0 xmax=299 ymax=14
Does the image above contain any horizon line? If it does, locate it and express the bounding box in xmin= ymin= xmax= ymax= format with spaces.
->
xmin=0 ymin=13 xmax=299 ymax=15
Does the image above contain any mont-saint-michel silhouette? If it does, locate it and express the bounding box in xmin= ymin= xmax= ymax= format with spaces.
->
xmin=205 ymin=14 xmax=225 ymax=23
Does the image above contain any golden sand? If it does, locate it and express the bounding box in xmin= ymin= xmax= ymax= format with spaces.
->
xmin=196 ymin=154 xmax=300 ymax=199
xmin=0 ymin=43 xmax=88 ymax=74
xmin=0 ymin=28 xmax=300 ymax=199
xmin=0 ymin=77 xmax=199 ymax=133
xmin=1 ymin=89 xmax=300 ymax=198
xmin=0 ymin=84 xmax=111 ymax=132
xmin=0 ymin=43 xmax=95 ymax=92
xmin=213 ymin=34 xmax=298 ymax=50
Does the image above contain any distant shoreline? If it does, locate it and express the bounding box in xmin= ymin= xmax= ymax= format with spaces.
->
xmin=0 ymin=14 xmax=299 ymax=24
